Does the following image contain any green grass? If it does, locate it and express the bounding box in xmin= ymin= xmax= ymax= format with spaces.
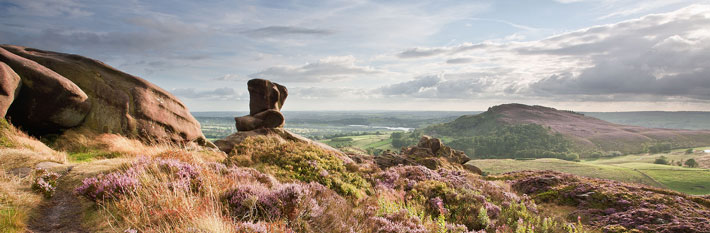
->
xmin=68 ymin=151 xmax=121 ymax=162
xmin=320 ymin=134 xmax=396 ymax=151
xmin=470 ymin=158 xmax=660 ymax=187
xmin=471 ymin=146 xmax=710 ymax=195
xmin=0 ymin=206 xmax=23 ymax=233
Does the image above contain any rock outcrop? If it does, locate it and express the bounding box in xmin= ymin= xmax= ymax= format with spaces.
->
xmin=375 ymin=135 xmax=479 ymax=174
xmin=0 ymin=62 xmax=21 ymax=118
xmin=234 ymin=79 xmax=288 ymax=131
xmin=0 ymin=44 xmax=209 ymax=146
xmin=0 ymin=47 xmax=91 ymax=133
xmin=215 ymin=79 xmax=342 ymax=156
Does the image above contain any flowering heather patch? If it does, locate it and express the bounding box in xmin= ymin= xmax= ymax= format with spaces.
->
xmin=503 ymin=170 xmax=710 ymax=232
xmin=369 ymin=209 xmax=428 ymax=233
xmin=74 ymin=170 xmax=139 ymax=201
xmin=222 ymin=182 xmax=312 ymax=222
xmin=75 ymin=157 xmax=204 ymax=202
xmin=31 ymin=168 xmax=60 ymax=198
xmin=235 ymin=221 xmax=295 ymax=233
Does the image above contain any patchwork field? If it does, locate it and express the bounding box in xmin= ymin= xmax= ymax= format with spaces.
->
xmin=319 ymin=134 xmax=396 ymax=153
xmin=469 ymin=147 xmax=710 ymax=195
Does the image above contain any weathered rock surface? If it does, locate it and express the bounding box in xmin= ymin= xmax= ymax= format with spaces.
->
xmin=0 ymin=44 xmax=209 ymax=145
xmin=375 ymin=135 xmax=478 ymax=173
xmin=0 ymin=61 xmax=21 ymax=118
xmin=0 ymin=47 xmax=91 ymax=133
xmin=235 ymin=79 xmax=288 ymax=131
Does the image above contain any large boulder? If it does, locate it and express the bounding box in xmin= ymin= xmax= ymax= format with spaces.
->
xmin=0 ymin=62 xmax=21 ymax=118
xmin=0 ymin=45 xmax=209 ymax=145
xmin=235 ymin=79 xmax=288 ymax=131
xmin=0 ymin=47 xmax=91 ymax=133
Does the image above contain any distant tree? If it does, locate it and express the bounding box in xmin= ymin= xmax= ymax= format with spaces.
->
xmin=654 ymin=156 xmax=669 ymax=165
xmin=685 ymin=148 xmax=694 ymax=154
xmin=647 ymin=143 xmax=672 ymax=154
xmin=685 ymin=159 xmax=699 ymax=168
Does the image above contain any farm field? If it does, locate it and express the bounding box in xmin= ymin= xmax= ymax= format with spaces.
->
xmin=319 ymin=133 xmax=396 ymax=153
xmin=469 ymin=147 xmax=710 ymax=195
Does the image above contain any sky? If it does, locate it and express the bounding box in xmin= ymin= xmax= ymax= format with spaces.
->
xmin=1 ymin=0 xmax=710 ymax=112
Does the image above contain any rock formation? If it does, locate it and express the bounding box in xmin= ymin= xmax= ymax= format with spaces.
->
xmin=0 ymin=62 xmax=21 ymax=118
xmin=375 ymin=135 xmax=480 ymax=174
xmin=0 ymin=44 xmax=210 ymax=146
xmin=214 ymin=79 xmax=343 ymax=157
xmin=0 ymin=47 xmax=91 ymax=133
xmin=234 ymin=79 xmax=288 ymax=131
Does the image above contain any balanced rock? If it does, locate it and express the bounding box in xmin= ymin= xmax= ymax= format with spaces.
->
xmin=0 ymin=47 xmax=91 ymax=133
xmin=235 ymin=79 xmax=288 ymax=131
xmin=0 ymin=62 xmax=21 ymax=118
xmin=0 ymin=45 xmax=209 ymax=146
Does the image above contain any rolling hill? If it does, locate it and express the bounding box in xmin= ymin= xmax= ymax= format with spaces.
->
xmin=422 ymin=103 xmax=710 ymax=157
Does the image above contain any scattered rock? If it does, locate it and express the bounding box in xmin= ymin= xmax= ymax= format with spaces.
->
xmin=0 ymin=45 xmax=210 ymax=146
xmin=0 ymin=47 xmax=91 ymax=134
xmin=235 ymin=79 xmax=288 ymax=131
xmin=375 ymin=135 xmax=474 ymax=172
xmin=0 ymin=61 xmax=20 ymax=118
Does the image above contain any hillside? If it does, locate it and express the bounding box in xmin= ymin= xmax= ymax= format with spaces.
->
xmin=422 ymin=103 xmax=710 ymax=157
xmin=2 ymin=46 xmax=709 ymax=232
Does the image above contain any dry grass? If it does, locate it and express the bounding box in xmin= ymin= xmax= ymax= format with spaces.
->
xmin=0 ymin=171 xmax=42 ymax=233
xmin=0 ymin=119 xmax=66 ymax=168
xmin=53 ymin=129 xmax=172 ymax=157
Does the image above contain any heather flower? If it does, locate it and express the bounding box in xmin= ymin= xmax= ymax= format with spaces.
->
xmin=31 ymin=168 xmax=60 ymax=198
xmin=429 ymin=197 xmax=448 ymax=216
xmin=75 ymin=171 xmax=139 ymax=201
xmin=369 ymin=209 xmax=428 ymax=233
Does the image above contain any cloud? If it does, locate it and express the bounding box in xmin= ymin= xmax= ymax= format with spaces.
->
xmin=241 ymin=26 xmax=334 ymax=38
xmin=248 ymin=56 xmax=381 ymax=82
xmin=446 ymin=57 xmax=473 ymax=64
xmin=171 ymin=87 xmax=245 ymax=100
xmin=391 ymin=4 xmax=710 ymax=102
xmin=1 ymin=0 xmax=93 ymax=17
xmin=376 ymin=74 xmax=492 ymax=99
xmin=213 ymin=74 xmax=245 ymax=81
xmin=396 ymin=43 xmax=491 ymax=58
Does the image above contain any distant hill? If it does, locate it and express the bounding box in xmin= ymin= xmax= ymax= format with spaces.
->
xmin=422 ymin=103 xmax=710 ymax=158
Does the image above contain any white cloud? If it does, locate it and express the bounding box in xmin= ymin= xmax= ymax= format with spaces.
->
xmin=248 ymin=56 xmax=381 ymax=83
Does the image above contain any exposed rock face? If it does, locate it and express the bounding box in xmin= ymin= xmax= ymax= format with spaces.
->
xmin=235 ymin=79 xmax=287 ymax=131
xmin=375 ymin=135 xmax=479 ymax=174
xmin=0 ymin=44 xmax=209 ymax=145
xmin=0 ymin=62 xmax=21 ymax=118
xmin=0 ymin=47 xmax=91 ymax=133
xmin=214 ymin=127 xmax=341 ymax=156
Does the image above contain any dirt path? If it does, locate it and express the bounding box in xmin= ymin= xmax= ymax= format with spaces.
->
xmin=28 ymin=166 xmax=88 ymax=233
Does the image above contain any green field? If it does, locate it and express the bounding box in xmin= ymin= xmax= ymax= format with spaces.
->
xmin=319 ymin=134 xmax=396 ymax=153
xmin=470 ymin=147 xmax=710 ymax=195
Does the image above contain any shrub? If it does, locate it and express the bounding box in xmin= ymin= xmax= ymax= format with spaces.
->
xmin=654 ymin=156 xmax=669 ymax=165
xmin=684 ymin=159 xmax=699 ymax=168
xmin=229 ymin=136 xmax=371 ymax=198
xmin=31 ymin=168 xmax=60 ymax=198
xmin=685 ymin=148 xmax=694 ymax=154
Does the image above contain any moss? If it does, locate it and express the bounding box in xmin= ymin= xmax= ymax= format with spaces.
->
xmin=230 ymin=136 xmax=371 ymax=198
xmin=68 ymin=151 xmax=121 ymax=162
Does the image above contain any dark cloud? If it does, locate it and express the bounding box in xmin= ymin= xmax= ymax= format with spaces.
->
xmin=241 ymin=26 xmax=334 ymax=38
